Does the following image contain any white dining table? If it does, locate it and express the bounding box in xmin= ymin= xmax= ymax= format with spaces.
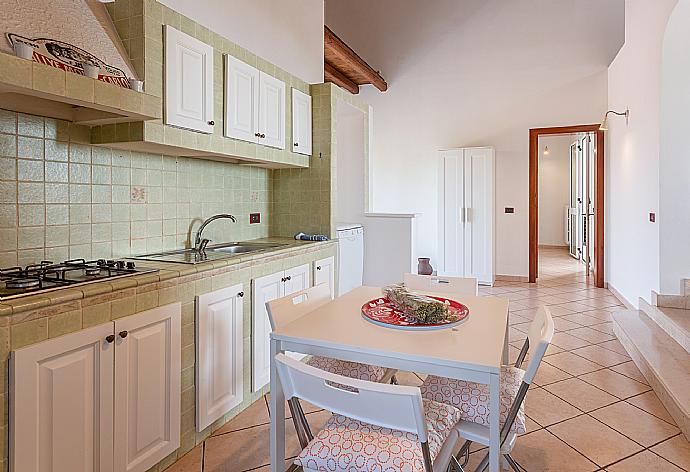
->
xmin=269 ymin=286 xmax=510 ymax=472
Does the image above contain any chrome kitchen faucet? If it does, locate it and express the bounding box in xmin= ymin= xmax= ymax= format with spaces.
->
xmin=194 ymin=214 xmax=236 ymax=252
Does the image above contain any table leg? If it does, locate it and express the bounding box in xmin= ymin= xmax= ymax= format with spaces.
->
xmin=489 ymin=372 xmax=500 ymax=472
xmin=270 ymin=337 xmax=285 ymax=472
xmin=503 ymin=320 xmax=510 ymax=365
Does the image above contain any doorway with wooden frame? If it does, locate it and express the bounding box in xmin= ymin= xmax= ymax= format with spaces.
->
xmin=529 ymin=125 xmax=605 ymax=288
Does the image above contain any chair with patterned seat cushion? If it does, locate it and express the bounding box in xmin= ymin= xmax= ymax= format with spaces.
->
xmin=266 ymin=284 xmax=396 ymax=446
xmin=274 ymin=352 xmax=468 ymax=472
xmin=419 ymin=305 xmax=554 ymax=471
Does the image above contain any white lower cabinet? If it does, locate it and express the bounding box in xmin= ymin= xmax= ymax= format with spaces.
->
xmin=313 ymin=256 xmax=335 ymax=298
xmin=252 ymin=264 xmax=309 ymax=391
xmin=10 ymin=303 xmax=181 ymax=472
xmin=196 ymin=284 xmax=244 ymax=431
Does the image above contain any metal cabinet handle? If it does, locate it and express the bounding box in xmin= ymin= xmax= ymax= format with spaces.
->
xmin=285 ymin=276 xmax=292 ymax=281
xmin=294 ymin=142 xmax=299 ymax=147
xmin=280 ymin=277 xmax=286 ymax=282
xmin=105 ymin=334 xmax=115 ymax=343
xmin=119 ymin=330 xmax=128 ymax=339
xmin=238 ymin=291 xmax=244 ymax=298
xmin=255 ymin=132 xmax=261 ymax=137
xmin=316 ymin=266 xmax=321 ymax=270
xmin=208 ymin=120 xmax=215 ymax=126
xmin=260 ymin=133 xmax=266 ymax=139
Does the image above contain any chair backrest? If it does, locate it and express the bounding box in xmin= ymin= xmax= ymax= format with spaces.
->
xmin=522 ymin=305 xmax=555 ymax=383
xmin=274 ymin=352 xmax=429 ymax=442
xmin=266 ymin=283 xmax=331 ymax=331
xmin=404 ymin=273 xmax=478 ymax=296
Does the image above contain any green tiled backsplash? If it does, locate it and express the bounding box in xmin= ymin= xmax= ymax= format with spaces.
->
xmin=0 ymin=109 xmax=271 ymax=267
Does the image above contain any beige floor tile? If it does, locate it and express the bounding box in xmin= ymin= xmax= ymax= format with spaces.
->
xmin=165 ymin=444 xmax=202 ymax=472
xmin=552 ymin=317 xmax=586 ymax=332
xmin=651 ymin=435 xmax=690 ymax=471
xmin=509 ymin=326 xmax=528 ymax=342
xmin=609 ymin=361 xmax=649 ymax=385
xmin=605 ymin=450 xmax=685 ymax=472
xmin=567 ymin=326 xmax=616 ymax=344
xmin=204 ymin=420 xmax=302 ymax=472
xmin=533 ymin=361 xmax=572 ymax=386
xmin=626 ymin=391 xmax=676 ymax=424
xmin=525 ymin=388 xmax=582 ymax=426
xmin=544 ymin=378 xmax=618 ymax=412
xmin=579 ymin=369 xmax=651 ymax=399
xmin=548 ymin=415 xmax=643 ymax=467
xmin=548 ymin=304 xmax=577 ymax=316
xmin=556 ymin=301 xmax=599 ymax=313
xmin=544 ymin=351 xmax=604 ymax=376
xmin=509 ymin=429 xmax=598 ymax=471
xmin=590 ymin=321 xmax=616 ymax=335
xmin=589 ymin=402 xmax=680 ymax=447
xmin=560 ymin=312 xmax=607 ymax=326
xmin=213 ymin=396 xmax=269 ymax=436
xmin=395 ymin=370 xmax=424 ymax=386
xmin=597 ymin=339 xmax=629 ymax=356
xmin=265 ymin=393 xmax=322 ymax=419
xmin=550 ymin=332 xmax=592 ymax=351
xmin=581 ymin=309 xmax=615 ymax=322
xmin=570 ymin=345 xmax=630 ymax=367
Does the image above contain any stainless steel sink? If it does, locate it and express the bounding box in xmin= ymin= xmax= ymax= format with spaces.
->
xmin=129 ymin=242 xmax=288 ymax=264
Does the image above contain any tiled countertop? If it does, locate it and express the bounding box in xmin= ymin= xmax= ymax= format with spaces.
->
xmin=0 ymin=238 xmax=336 ymax=317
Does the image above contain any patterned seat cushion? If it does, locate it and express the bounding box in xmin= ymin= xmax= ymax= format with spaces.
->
xmin=295 ymin=399 xmax=461 ymax=472
xmin=306 ymin=356 xmax=387 ymax=382
xmin=419 ymin=366 xmax=526 ymax=434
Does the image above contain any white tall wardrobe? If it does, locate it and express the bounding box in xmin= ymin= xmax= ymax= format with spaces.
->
xmin=438 ymin=147 xmax=495 ymax=285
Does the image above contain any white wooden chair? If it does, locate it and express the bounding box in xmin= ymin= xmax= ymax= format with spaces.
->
xmin=419 ymin=306 xmax=555 ymax=471
xmin=274 ymin=353 xmax=468 ymax=472
xmin=404 ymin=273 xmax=478 ymax=296
xmin=266 ymin=284 xmax=396 ymax=446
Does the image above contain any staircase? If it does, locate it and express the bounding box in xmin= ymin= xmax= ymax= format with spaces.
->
xmin=612 ymin=279 xmax=690 ymax=441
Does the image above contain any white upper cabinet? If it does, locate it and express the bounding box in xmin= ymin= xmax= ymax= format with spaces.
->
xmin=258 ymin=71 xmax=286 ymax=149
xmin=196 ymin=284 xmax=244 ymax=432
xmin=11 ymin=324 xmax=115 ymax=472
xmin=292 ymin=88 xmax=312 ymax=155
xmin=224 ymin=56 xmax=286 ymax=149
xmin=164 ymin=26 xmax=214 ymax=134
xmin=225 ymin=55 xmax=260 ymax=143
xmin=114 ymin=304 xmax=181 ymax=472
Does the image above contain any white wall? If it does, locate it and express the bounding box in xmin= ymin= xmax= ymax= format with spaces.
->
xmin=335 ymin=101 xmax=366 ymax=223
xmin=606 ymin=0 xmax=678 ymax=305
xmin=538 ymin=135 xmax=573 ymax=246
xmin=325 ymin=0 xmax=622 ymax=277
xmin=159 ymin=0 xmax=324 ymax=83
xmin=659 ymin=0 xmax=690 ymax=293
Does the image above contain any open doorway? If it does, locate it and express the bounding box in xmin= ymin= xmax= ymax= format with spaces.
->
xmin=529 ymin=125 xmax=605 ymax=288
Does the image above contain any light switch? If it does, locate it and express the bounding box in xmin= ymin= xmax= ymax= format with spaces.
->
xmin=505 ymin=207 xmax=515 ymax=214
xmin=649 ymin=212 xmax=656 ymax=223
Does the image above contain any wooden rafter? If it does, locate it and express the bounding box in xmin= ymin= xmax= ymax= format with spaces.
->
xmin=324 ymin=26 xmax=387 ymax=93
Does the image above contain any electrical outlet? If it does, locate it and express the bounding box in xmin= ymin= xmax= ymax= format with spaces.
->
xmin=505 ymin=207 xmax=515 ymax=214
xmin=250 ymin=213 xmax=260 ymax=224
xmin=649 ymin=212 xmax=656 ymax=223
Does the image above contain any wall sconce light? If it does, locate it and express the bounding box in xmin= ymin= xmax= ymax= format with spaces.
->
xmin=543 ymin=146 xmax=550 ymax=156
xmin=599 ymin=109 xmax=629 ymax=131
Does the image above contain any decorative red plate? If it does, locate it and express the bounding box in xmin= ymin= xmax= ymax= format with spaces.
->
xmin=361 ymin=296 xmax=470 ymax=330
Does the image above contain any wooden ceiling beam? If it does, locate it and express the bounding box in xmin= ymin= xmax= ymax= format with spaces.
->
xmin=324 ymin=26 xmax=388 ymax=92
xmin=324 ymin=61 xmax=360 ymax=95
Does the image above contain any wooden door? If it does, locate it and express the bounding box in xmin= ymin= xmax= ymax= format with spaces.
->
xmin=196 ymin=284 xmax=244 ymax=431
xmin=258 ymin=71 xmax=286 ymax=149
xmin=291 ymin=88 xmax=312 ymax=155
xmin=164 ymin=26 xmax=214 ymax=133
xmin=463 ymin=148 xmax=494 ymax=285
xmin=313 ymin=256 xmax=336 ymax=298
xmin=114 ymin=303 xmax=181 ymax=472
xmin=10 ymin=323 xmax=115 ymax=472
xmin=252 ymin=271 xmax=284 ymax=391
xmin=224 ymin=55 xmax=260 ymax=143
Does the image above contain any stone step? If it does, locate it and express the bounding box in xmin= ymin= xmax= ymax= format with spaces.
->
xmin=613 ymin=309 xmax=690 ymax=440
xmin=640 ymin=298 xmax=690 ymax=355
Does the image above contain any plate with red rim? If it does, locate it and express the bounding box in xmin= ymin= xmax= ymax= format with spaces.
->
xmin=361 ymin=295 xmax=470 ymax=330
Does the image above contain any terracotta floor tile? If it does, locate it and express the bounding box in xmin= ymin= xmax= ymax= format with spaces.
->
xmin=213 ymin=396 xmax=269 ymax=435
xmin=548 ymin=304 xmax=578 ymax=316
xmin=552 ymin=317 xmax=586 ymax=332
xmin=533 ymin=361 xmax=573 ymax=386
xmin=265 ymin=393 xmax=322 ymax=419
xmin=544 ymin=351 xmax=604 ymax=376
xmin=589 ymin=402 xmax=680 ymax=447
xmin=579 ymin=369 xmax=651 ymax=399
xmin=605 ymin=450 xmax=685 ymax=472
xmin=590 ymin=321 xmax=616 ymax=335
xmin=550 ymin=332 xmax=592 ymax=350
xmin=626 ymin=391 xmax=676 ymax=424
xmin=609 ymin=361 xmax=648 ymax=385
xmin=548 ymin=415 xmax=643 ymax=467
xmin=544 ymin=378 xmax=618 ymax=412
xmin=567 ymin=326 xmax=616 ymax=344
xmin=651 ymin=435 xmax=690 ymax=471
xmin=509 ymin=429 xmax=598 ymax=471
xmin=597 ymin=339 xmax=629 ymax=356
xmin=557 ymin=301 xmax=599 ymax=313
xmin=509 ymin=326 xmax=528 ymax=342
xmin=560 ymin=312 xmax=607 ymax=326
xmin=581 ymin=309 xmax=615 ymax=322
xmin=165 ymin=444 xmax=202 ymax=472
xmin=570 ymin=345 xmax=630 ymax=367
xmin=525 ymin=387 xmax=582 ymax=426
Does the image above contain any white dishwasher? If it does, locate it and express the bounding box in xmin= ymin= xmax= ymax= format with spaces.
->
xmin=336 ymin=223 xmax=364 ymax=296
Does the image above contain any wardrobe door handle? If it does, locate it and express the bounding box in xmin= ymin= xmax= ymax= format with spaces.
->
xmin=119 ymin=330 xmax=128 ymax=339
xmin=105 ymin=334 xmax=115 ymax=343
